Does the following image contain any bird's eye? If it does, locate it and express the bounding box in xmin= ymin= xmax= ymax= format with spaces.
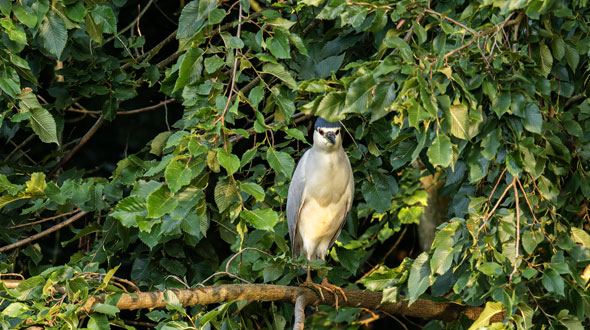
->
xmin=319 ymin=129 xmax=325 ymax=135
xmin=335 ymin=129 xmax=340 ymax=136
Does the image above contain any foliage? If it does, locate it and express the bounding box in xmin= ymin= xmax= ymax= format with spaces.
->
xmin=1 ymin=0 xmax=590 ymax=329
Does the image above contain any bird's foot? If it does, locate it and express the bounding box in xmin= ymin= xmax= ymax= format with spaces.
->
xmin=300 ymin=279 xmax=348 ymax=309
xmin=320 ymin=278 xmax=348 ymax=309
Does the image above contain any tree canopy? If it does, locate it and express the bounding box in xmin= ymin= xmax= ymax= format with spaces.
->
xmin=1 ymin=0 xmax=590 ymax=329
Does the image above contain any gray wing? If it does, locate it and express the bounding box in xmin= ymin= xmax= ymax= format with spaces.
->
xmin=326 ymin=154 xmax=355 ymax=250
xmin=287 ymin=150 xmax=310 ymax=256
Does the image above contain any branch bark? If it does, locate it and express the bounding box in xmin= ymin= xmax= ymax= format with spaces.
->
xmin=78 ymin=284 xmax=504 ymax=323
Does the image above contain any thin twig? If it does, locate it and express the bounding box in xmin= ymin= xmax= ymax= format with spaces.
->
xmin=82 ymin=272 xmax=141 ymax=293
xmin=121 ymin=30 xmax=177 ymax=70
xmin=225 ymin=247 xmax=273 ymax=273
xmin=6 ymin=134 xmax=35 ymax=161
xmin=199 ymin=271 xmax=252 ymax=285
xmin=488 ymin=168 xmax=507 ymax=207
xmin=7 ymin=209 xmax=81 ymax=229
xmin=515 ymin=177 xmax=537 ymax=222
xmin=526 ymin=285 xmax=553 ymax=324
xmin=477 ymin=180 xmax=514 ymax=239
xmin=105 ymin=0 xmax=155 ymax=44
xmin=0 ymin=211 xmax=89 ymax=254
xmin=517 ymin=177 xmax=557 ymax=253
xmin=50 ymin=116 xmax=106 ymax=176
xmin=9 ymin=140 xmax=38 ymax=165
xmin=214 ymin=3 xmax=243 ymax=126
xmin=67 ymin=99 xmax=176 ymax=115
xmin=424 ymin=9 xmax=476 ymax=35
xmin=358 ymin=226 xmax=409 ymax=282
xmin=509 ymin=178 xmax=520 ymax=283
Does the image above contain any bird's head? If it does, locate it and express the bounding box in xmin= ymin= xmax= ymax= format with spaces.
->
xmin=312 ymin=117 xmax=342 ymax=151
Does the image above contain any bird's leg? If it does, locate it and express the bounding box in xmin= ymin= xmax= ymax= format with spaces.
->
xmin=299 ymin=266 xmax=348 ymax=309
xmin=300 ymin=265 xmax=327 ymax=301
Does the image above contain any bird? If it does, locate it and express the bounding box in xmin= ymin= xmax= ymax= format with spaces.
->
xmin=287 ymin=117 xmax=354 ymax=306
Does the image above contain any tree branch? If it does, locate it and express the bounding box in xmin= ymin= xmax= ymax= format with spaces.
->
xmin=67 ymin=99 xmax=176 ymax=115
xmin=104 ymin=0 xmax=156 ymax=44
xmin=76 ymin=284 xmax=503 ymax=324
xmin=0 ymin=211 xmax=89 ymax=254
xmin=50 ymin=116 xmax=106 ymax=175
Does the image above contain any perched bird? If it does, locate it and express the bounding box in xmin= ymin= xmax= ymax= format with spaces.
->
xmin=287 ymin=117 xmax=354 ymax=304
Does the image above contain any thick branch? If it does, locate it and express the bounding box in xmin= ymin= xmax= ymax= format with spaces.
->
xmin=80 ymin=284 xmax=504 ymax=323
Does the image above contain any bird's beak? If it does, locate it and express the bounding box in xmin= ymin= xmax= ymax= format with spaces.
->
xmin=325 ymin=131 xmax=336 ymax=145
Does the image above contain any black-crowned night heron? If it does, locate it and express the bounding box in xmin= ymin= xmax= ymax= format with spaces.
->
xmin=287 ymin=117 xmax=354 ymax=305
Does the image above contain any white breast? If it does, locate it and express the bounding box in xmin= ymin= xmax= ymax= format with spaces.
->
xmin=296 ymin=148 xmax=353 ymax=260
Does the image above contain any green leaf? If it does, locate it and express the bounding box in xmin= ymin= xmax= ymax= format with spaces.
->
xmin=542 ymin=268 xmax=564 ymax=296
xmin=343 ymin=74 xmax=375 ymax=114
xmin=551 ymin=38 xmax=565 ymax=61
xmin=539 ymin=43 xmax=553 ymax=77
xmin=18 ymin=89 xmax=59 ymax=145
xmin=430 ymin=225 xmax=455 ymax=275
xmin=214 ymin=177 xmax=237 ymax=212
xmin=240 ymin=209 xmax=279 ymax=231
xmin=412 ymin=21 xmax=427 ymax=45
xmin=25 ymin=173 xmax=46 ymax=195
xmin=383 ymin=32 xmax=413 ymax=63
xmin=217 ymin=148 xmax=240 ymax=175
xmin=102 ymin=96 xmax=118 ymax=121
xmin=0 ymin=0 xmax=10 ymax=16
xmin=361 ymin=179 xmax=392 ymax=214
xmin=267 ymin=28 xmax=291 ymax=59
xmin=449 ymin=103 xmax=469 ymax=140
xmin=522 ymin=229 xmax=544 ymax=254
xmin=2 ymin=302 xmax=29 ymax=317
xmin=88 ymin=313 xmax=110 ymax=330
xmin=492 ymin=91 xmax=510 ymax=118
xmin=177 ymin=0 xmax=218 ymax=39
xmin=563 ymin=120 xmax=583 ymax=137
xmin=150 ymin=131 xmax=173 ymax=156
xmin=239 ymin=181 xmax=265 ymax=201
xmin=220 ymin=31 xmax=244 ymax=49
xmin=92 ymin=303 xmax=120 ymax=316
xmin=0 ymin=195 xmax=29 ymax=210
xmin=164 ymin=159 xmax=193 ymax=193
xmin=204 ymin=55 xmax=224 ymax=73
xmin=468 ymin=302 xmax=504 ymax=330
xmin=0 ymin=67 xmax=20 ymax=98
xmin=65 ymin=2 xmax=87 ymax=23
xmin=266 ymin=148 xmax=295 ymax=178
xmin=207 ymin=8 xmax=226 ymax=25
xmin=13 ymin=3 xmax=37 ymax=28
xmin=408 ymin=252 xmax=430 ymax=306
xmin=147 ymin=185 xmax=178 ymax=218
xmin=111 ymin=196 xmax=146 ymax=228
xmin=481 ymin=128 xmax=502 ymax=160
xmin=174 ymin=48 xmax=204 ymax=92
xmin=315 ymin=92 xmax=345 ymax=121
xmin=248 ymin=84 xmax=265 ymax=110
xmin=91 ymin=5 xmax=117 ymax=34
xmin=564 ymin=44 xmax=579 ymax=70
xmin=523 ymin=103 xmax=542 ymax=134
xmin=427 ymin=134 xmax=452 ymax=168
xmin=85 ymin=13 xmax=103 ymax=43
xmin=571 ymin=228 xmax=590 ymax=247
xmin=261 ymin=63 xmax=296 ymax=89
